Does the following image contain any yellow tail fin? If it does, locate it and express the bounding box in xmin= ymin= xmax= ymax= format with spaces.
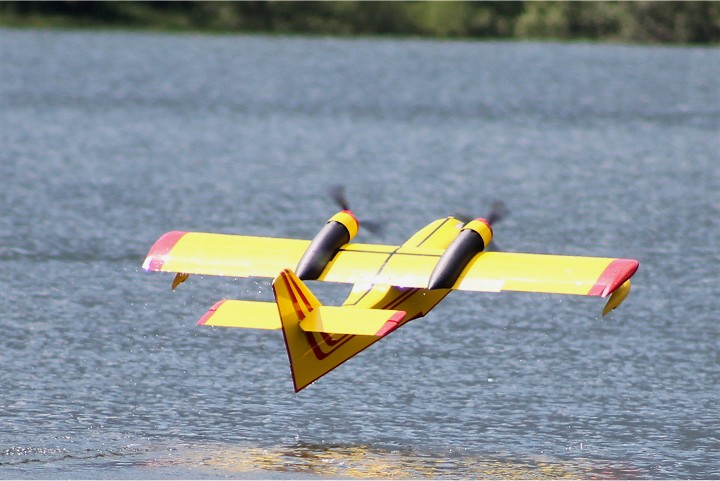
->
xmin=272 ymin=269 xmax=405 ymax=392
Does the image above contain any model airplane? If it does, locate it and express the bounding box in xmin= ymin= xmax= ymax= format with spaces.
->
xmin=143 ymin=207 xmax=639 ymax=392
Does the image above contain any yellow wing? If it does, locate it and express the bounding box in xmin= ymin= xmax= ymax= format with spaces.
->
xmin=143 ymin=230 xmax=638 ymax=298
xmin=142 ymin=231 xmax=311 ymax=278
xmin=142 ymin=217 xmax=460 ymax=280
xmin=324 ymin=249 xmax=637 ymax=298
xmin=457 ymin=252 xmax=638 ymax=297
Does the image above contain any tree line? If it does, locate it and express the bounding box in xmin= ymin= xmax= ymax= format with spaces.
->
xmin=2 ymin=1 xmax=719 ymax=44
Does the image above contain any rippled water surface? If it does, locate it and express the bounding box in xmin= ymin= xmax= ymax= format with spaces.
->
xmin=1 ymin=29 xmax=719 ymax=479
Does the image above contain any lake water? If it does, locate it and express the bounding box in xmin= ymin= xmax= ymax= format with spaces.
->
xmin=1 ymin=28 xmax=718 ymax=479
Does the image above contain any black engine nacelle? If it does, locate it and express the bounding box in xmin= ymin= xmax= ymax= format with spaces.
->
xmin=427 ymin=218 xmax=493 ymax=290
xmin=295 ymin=210 xmax=359 ymax=280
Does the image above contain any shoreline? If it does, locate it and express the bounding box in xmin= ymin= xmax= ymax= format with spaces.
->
xmin=2 ymin=23 xmax=717 ymax=50
xmin=2 ymin=1 xmax=718 ymax=46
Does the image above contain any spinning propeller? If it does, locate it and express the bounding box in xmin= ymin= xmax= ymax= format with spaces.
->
xmin=454 ymin=201 xmax=510 ymax=251
xmin=455 ymin=201 xmax=510 ymax=226
xmin=485 ymin=201 xmax=510 ymax=226
xmin=329 ymin=185 xmax=383 ymax=234
xmin=330 ymin=184 xmax=509 ymax=243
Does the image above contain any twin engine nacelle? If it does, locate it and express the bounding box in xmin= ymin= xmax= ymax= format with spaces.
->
xmin=296 ymin=212 xmax=492 ymax=289
xmin=427 ymin=218 xmax=493 ymax=290
xmin=295 ymin=210 xmax=359 ymax=280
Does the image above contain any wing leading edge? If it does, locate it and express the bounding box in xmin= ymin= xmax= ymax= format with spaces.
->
xmin=142 ymin=231 xmax=310 ymax=278
xmin=143 ymin=230 xmax=638 ymax=299
xmin=321 ymin=248 xmax=638 ymax=299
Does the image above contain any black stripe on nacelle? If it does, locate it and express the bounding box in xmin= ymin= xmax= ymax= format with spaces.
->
xmin=427 ymin=228 xmax=485 ymax=290
xmin=296 ymin=221 xmax=351 ymax=280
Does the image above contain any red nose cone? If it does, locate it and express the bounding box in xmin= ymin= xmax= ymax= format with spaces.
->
xmin=342 ymin=209 xmax=359 ymax=228
xmin=475 ymin=217 xmax=493 ymax=235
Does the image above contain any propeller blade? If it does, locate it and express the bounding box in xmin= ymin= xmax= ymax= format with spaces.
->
xmin=455 ymin=201 xmax=510 ymax=226
xmin=329 ymin=185 xmax=351 ymax=211
xmin=361 ymin=220 xmax=383 ymax=234
xmin=455 ymin=200 xmax=509 ymax=250
xmin=486 ymin=201 xmax=510 ymax=225
xmin=453 ymin=212 xmax=474 ymax=224
xmin=328 ymin=185 xmax=383 ymax=235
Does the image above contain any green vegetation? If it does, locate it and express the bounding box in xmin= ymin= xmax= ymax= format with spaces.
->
xmin=1 ymin=1 xmax=719 ymax=44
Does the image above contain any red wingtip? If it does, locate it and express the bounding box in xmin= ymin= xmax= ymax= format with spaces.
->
xmin=142 ymin=231 xmax=187 ymax=271
xmin=589 ymin=259 xmax=640 ymax=297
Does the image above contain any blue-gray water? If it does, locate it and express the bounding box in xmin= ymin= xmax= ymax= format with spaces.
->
xmin=1 ymin=29 xmax=718 ymax=479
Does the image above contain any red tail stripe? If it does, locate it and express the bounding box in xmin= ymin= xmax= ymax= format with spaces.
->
xmin=286 ymin=270 xmax=315 ymax=313
xmin=281 ymin=271 xmax=308 ymax=320
xmin=319 ymin=331 xmax=349 ymax=347
xmin=280 ymin=269 xmax=352 ymax=358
